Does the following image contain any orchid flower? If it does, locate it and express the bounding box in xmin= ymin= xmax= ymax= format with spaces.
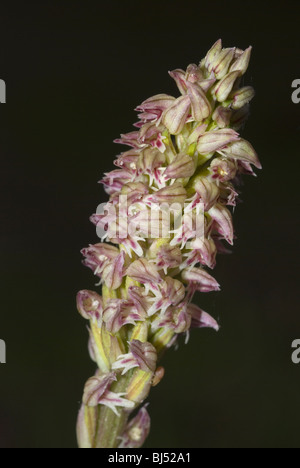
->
xmin=76 ymin=39 xmax=261 ymax=448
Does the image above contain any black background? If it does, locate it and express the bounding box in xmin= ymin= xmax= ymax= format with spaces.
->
xmin=0 ymin=1 xmax=299 ymax=448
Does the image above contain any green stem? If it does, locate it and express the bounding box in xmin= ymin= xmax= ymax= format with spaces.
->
xmin=93 ymin=372 xmax=133 ymax=448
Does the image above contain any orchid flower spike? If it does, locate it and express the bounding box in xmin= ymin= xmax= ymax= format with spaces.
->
xmin=76 ymin=39 xmax=261 ymax=449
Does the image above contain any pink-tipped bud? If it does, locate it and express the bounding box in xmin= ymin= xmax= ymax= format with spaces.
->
xmin=230 ymin=86 xmax=255 ymax=110
xmin=220 ymin=139 xmax=262 ymax=169
xmin=186 ymin=82 xmax=211 ymax=122
xmin=215 ymin=70 xmax=241 ymax=102
xmin=199 ymin=77 xmax=217 ymax=93
xmin=188 ymin=123 xmax=208 ymax=144
xmin=229 ymin=46 xmax=252 ymax=75
xmin=211 ymin=48 xmax=235 ymax=80
xmin=205 ymin=39 xmax=223 ymax=71
xmin=164 ymin=153 xmax=196 ymax=180
xmin=148 ymin=182 xmax=187 ymax=205
xmin=162 ymin=95 xmax=191 ymax=135
xmin=197 ymin=128 xmax=239 ymax=155
xmin=168 ymin=69 xmax=188 ymax=95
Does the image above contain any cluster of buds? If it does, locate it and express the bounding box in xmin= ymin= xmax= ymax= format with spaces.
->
xmin=76 ymin=39 xmax=261 ymax=448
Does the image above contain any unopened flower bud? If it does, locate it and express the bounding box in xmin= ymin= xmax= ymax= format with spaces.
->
xmin=186 ymin=81 xmax=211 ymax=122
xmin=205 ymin=39 xmax=222 ymax=71
xmin=198 ymin=77 xmax=217 ymax=93
xmin=211 ymin=48 xmax=235 ymax=80
xmin=168 ymin=69 xmax=188 ymax=95
xmin=147 ymin=182 xmax=187 ymax=205
xmin=188 ymin=123 xmax=208 ymax=144
xmin=229 ymin=46 xmax=252 ymax=74
xmin=162 ymin=95 xmax=191 ymax=134
xmin=220 ymin=139 xmax=262 ymax=169
xmin=230 ymin=86 xmax=255 ymax=110
xmin=197 ymin=128 xmax=239 ymax=155
xmin=164 ymin=153 xmax=196 ymax=180
xmin=215 ymin=70 xmax=241 ymax=102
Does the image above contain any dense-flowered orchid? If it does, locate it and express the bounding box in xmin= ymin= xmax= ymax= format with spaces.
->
xmin=76 ymin=39 xmax=261 ymax=448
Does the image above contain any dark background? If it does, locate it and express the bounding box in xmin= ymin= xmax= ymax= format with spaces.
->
xmin=0 ymin=1 xmax=299 ymax=448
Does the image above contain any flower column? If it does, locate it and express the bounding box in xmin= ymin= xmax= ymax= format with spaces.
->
xmin=76 ymin=39 xmax=261 ymax=448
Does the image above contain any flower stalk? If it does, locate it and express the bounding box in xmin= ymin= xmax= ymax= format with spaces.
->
xmin=76 ymin=39 xmax=261 ymax=448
